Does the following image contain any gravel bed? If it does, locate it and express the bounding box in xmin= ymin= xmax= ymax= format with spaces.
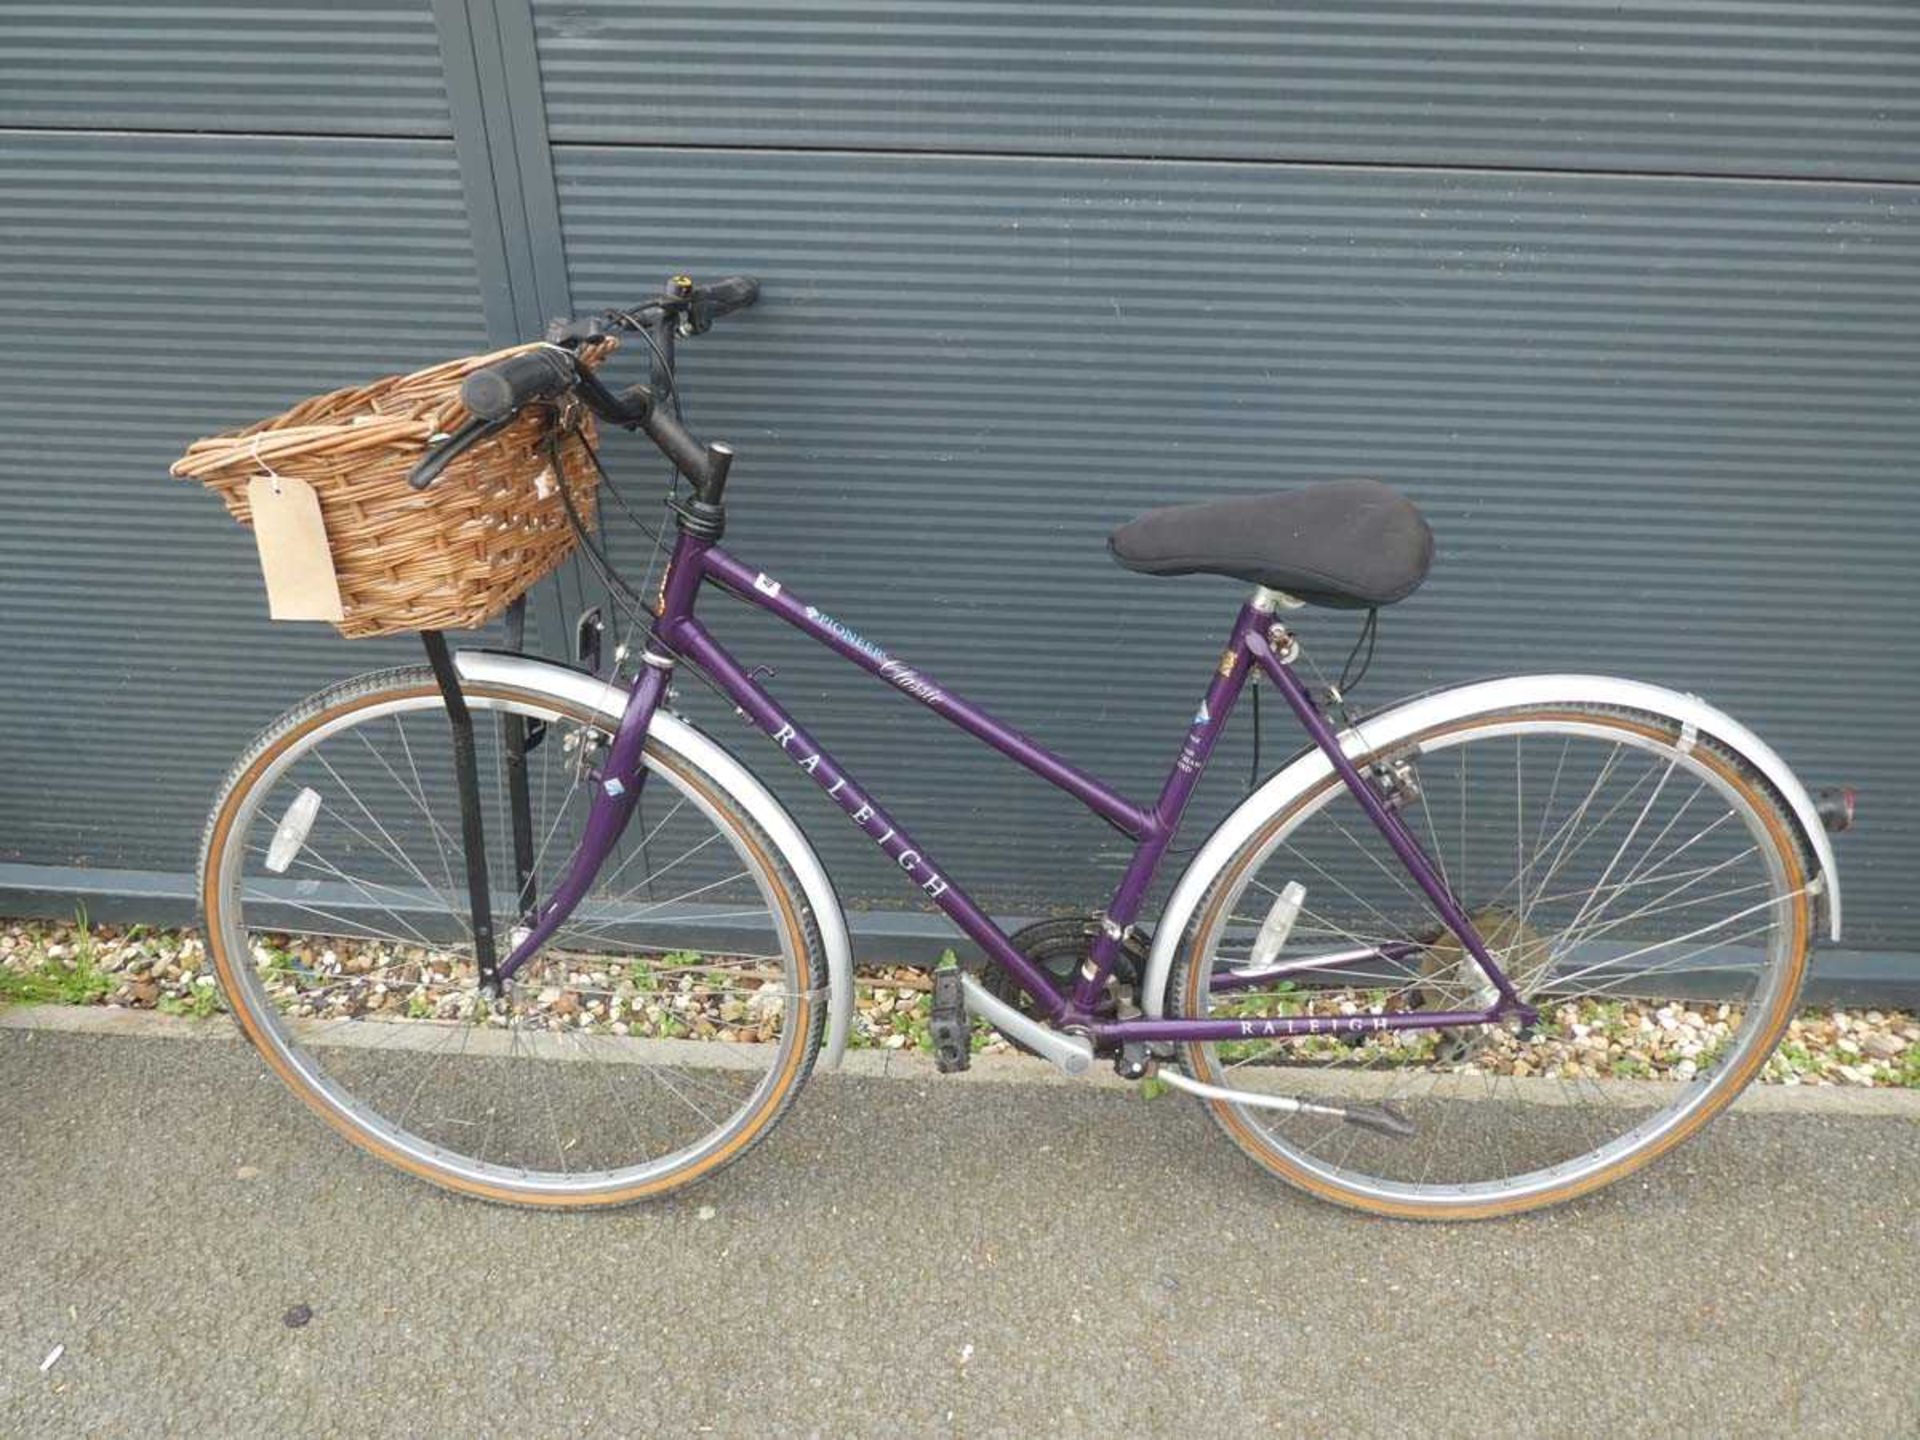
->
xmin=3 ymin=917 xmax=1914 ymax=1087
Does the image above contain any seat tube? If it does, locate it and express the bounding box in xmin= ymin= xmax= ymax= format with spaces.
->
xmin=1070 ymin=599 xmax=1266 ymax=1014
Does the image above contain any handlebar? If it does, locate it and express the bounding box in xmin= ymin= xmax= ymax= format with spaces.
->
xmin=697 ymin=274 xmax=759 ymax=324
xmin=407 ymin=274 xmax=757 ymax=493
xmin=460 ymin=346 xmax=577 ymax=422
xmin=554 ymin=272 xmax=759 ymax=345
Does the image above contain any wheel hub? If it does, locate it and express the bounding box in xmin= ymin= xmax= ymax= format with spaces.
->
xmin=1417 ymin=904 xmax=1553 ymax=1062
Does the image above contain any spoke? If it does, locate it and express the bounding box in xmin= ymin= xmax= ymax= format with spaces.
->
xmin=1523 ymin=735 xmax=1574 ymax=915
xmin=528 ymin=770 xmax=583 ymax=890
xmin=1550 ymin=887 xmax=1802 ymax=994
xmin=394 ymin=1011 xmax=474 ymax=1134
xmin=1270 ymin=851 xmax=1414 ymax=950
xmin=237 ymin=884 xmax=448 ymax=954
xmin=307 ymin=753 xmax=470 ymax=938
xmin=1545 ymin=810 xmax=1742 ymax=963
xmin=582 ymin=803 xmax=706 ymax=905
xmin=1484 ymin=1067 xmax=1515 ymax=1182
xmin=1457 ymin=740 xmax=1468 ymax=900
xmin=638 ymin=1058 xmax=726 ymax=1132
xmin=1528 ymin=824 xmax=1742 ymax=909
xmin=1550 ymin=757 xmax=1679 ymax=967
xmin=359 ymin=720 xmax=462 ymax=905
xmin=581 ymin=1025 xmax=660 ymax=1162
xmin=1523 ymin=752 xmax=1666 ymax=911
xmin=1513 ymin=733 xmax=1573 ymax=944
xmin=1498 ymin=746 xmax=1636 ymax=913
xmin=1413 ymin=759 xmax=1453 ymax=897
xmin=641 ymin=1056 xmax=763 ymax=1109
xmin=393 ymin=713 xmax=464 ymax=906
xmin=558 ymin=866 xmax=753 ymax=945
xmin=1321 ymin=812 xmax=1430 ymax=912
xmin=246 ymin=844 xmax=444 ymax=951
xmin=1549 ymin=852 xmax=1765 ymax=961
xmin=526 ymin=1023 xmax=573 ymax=1174
xmin=1513 ymin=734 xmax=1526 ymax=926
xmin=1571 ymin=953 xmax=1776 ymax=998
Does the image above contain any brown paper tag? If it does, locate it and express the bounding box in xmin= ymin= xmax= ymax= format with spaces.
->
xmin=247 ymin=475 xmax=345 ymax=622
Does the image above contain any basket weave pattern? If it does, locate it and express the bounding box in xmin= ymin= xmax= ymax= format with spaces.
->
xmin=171 ymin=341 xmax=612 ymax=639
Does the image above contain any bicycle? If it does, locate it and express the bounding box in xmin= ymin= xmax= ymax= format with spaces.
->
xmin=197 ymin=275 xmax=1852 ymax=1219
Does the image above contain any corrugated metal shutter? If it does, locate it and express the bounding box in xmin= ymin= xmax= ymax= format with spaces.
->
xmin=1 ymin=0 xmax=1912 ymax=972
xmin=533 ymin=1 xmax=1920 ymax=180
xmin=552 ymin=147 xmax=1918 ymax=942
xmin=0 ymin=128 xmax=488 ymax=872
xmin=1 ymin=1 xmax=453 ymax=135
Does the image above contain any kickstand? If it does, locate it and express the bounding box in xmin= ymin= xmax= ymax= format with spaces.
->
xmin=421 ymin=630 xmax=500 ymax=993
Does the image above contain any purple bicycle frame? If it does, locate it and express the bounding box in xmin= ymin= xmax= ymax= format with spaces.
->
xmin=497 ymin=528 xmax=1533 ymax=1047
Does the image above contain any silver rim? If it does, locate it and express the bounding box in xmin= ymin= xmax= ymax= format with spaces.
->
xmin=1179 ymin=707 xmax=1806 ymax=1211
xmin=206 ymin=680 xmax=815 ymax=1201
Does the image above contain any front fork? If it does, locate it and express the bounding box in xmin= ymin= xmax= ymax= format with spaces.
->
xmin=1245 ymin=625 xmax=1538 ymax=1029
xmin=490 ymin=658 xmax=673 ymax=988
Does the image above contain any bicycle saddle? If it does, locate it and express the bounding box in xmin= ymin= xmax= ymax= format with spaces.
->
xmin=1107 ymin=478 xmax=1433 ymax=609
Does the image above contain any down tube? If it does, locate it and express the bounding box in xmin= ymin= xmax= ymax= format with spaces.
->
xmin=665 ymin=620 xmax=1073 ymax=1018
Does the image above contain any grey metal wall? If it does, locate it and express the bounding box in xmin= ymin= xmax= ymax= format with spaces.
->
xmin=0 ymin=4 xmax=489 ymax=897
xmin=2 ymin=2 xmax=1916 ymax=976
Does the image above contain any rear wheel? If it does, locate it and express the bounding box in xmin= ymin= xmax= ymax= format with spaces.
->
xmin=199 ymin=667 xmax=825 ymax=1207
xmin=1168 ymin=700 xmax=1813 ymax=1219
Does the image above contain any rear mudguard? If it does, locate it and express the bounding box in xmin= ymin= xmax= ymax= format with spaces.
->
xmin=454 ymin=649 xmax=855 ymax=1068
xmin=1141 ymin=674 xmax=1842 ymax=1019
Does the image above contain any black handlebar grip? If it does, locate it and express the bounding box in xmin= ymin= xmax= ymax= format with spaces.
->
xmin=460 ymin=347 xmax=578 ymax=422
xmin=703 ymin=275 xmax=759 ymax=317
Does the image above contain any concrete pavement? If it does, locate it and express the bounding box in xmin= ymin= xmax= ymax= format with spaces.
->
xmin=1 ymin=1015 xmax=1915 ymax=1437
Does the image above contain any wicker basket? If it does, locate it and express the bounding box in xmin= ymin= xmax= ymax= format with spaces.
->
xmin=171 ymin=340 xmax=614 ymax=639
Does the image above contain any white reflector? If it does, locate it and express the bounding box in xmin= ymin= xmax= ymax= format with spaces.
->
xmin=265 ymin=787 xmax=322 ymax=874
xmin=1248 ymin=881 xmax=1306 ymax=969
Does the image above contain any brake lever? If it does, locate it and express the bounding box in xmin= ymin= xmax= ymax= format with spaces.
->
xmin=678 ymin=295 xmax=714 ymax=337
xmin=408 ymin=414 xmax=512 ymax=491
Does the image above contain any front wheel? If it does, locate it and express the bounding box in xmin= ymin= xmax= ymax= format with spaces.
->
xmin=1168 ymin=698 xmax=1814 ymax=1220
xmin=199 ymin=666 xmax=827 ymax=1207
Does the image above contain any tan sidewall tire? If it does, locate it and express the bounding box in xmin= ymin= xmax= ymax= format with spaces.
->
xmin=1172 ymin=708 xmax=1812 ymax=1221
xmin=200 ymin=675 xmax=823 ymax=1208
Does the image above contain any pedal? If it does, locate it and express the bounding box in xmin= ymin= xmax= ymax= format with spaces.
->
xmin=930 ymin=964 xmax=970 ymax=1074
xmin=1342 ymin=1102 xmax=1416 ymax=1139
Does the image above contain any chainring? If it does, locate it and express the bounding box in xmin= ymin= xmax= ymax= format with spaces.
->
xmin=985 ymin=915 xmax=1147 ymax=1054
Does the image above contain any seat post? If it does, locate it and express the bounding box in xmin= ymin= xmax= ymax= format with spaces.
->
xmin=1249 ymin=585 xmax=1306 ymax=613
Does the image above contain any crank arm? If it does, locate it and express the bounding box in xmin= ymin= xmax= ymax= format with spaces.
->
xmin=957 ymin=973 xmax=1093 ymax=1076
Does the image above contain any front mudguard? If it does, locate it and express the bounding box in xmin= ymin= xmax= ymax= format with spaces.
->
xmin=454 ymin=648 xmax=857 ymax=1068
